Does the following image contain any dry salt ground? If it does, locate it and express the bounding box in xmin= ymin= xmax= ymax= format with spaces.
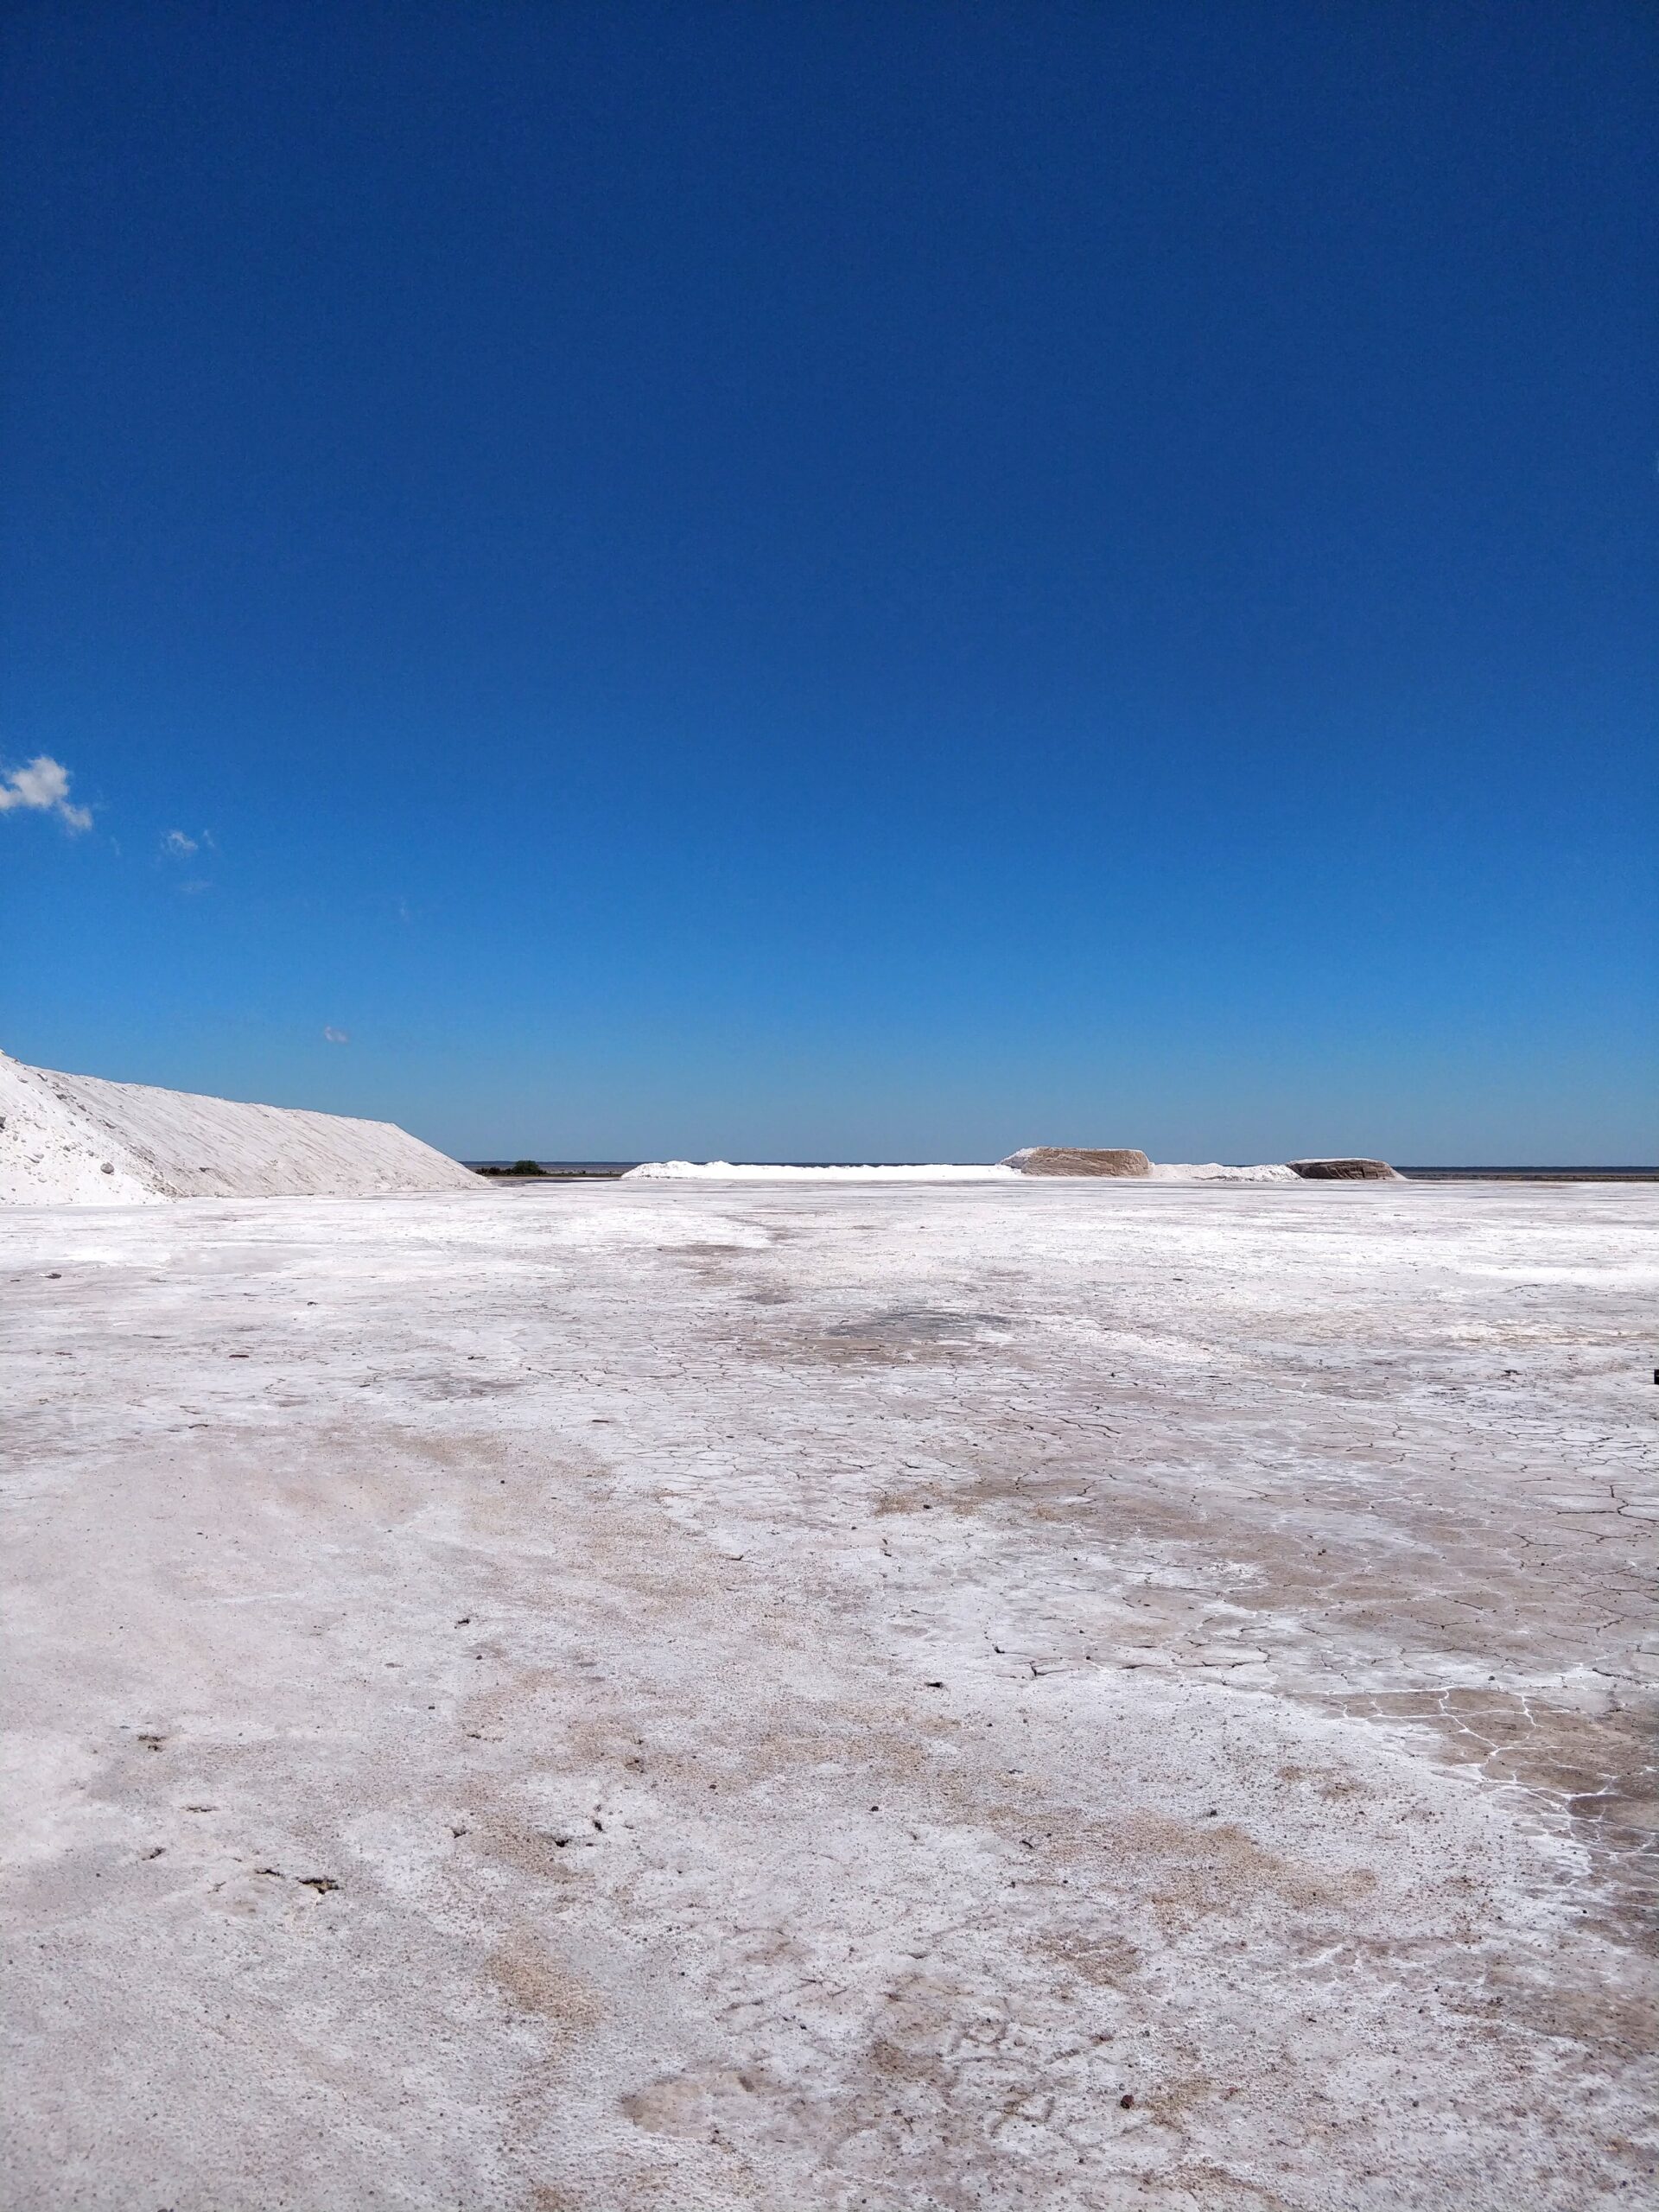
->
xmin=3 ymin=1176 xmax=1656 ymax=2209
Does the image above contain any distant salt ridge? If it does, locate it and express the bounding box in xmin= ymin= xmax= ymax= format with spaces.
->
xmin=624 ymin=1157 xmax=1296 ymax=1184
xmin=624 ymin=1160 xmax=1020 ymax=1182
xmin=0 ymin=1051 xmax=480 ymax=1205
xmin=1149 ymin=1161 xmax=1297 ymax=1184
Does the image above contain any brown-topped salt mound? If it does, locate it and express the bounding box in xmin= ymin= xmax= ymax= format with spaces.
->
xmin=1288 ymin=1157 xmax=1401 ymax=1181
xmin=0 ymin=1050 xmax=480 ymax=1204
xmin=1001 ymin=1147 xmax=1151 ymax=1177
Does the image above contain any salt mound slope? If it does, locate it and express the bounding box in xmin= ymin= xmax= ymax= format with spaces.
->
xmin=0 ymin=1052 xmax=480 ymax=1204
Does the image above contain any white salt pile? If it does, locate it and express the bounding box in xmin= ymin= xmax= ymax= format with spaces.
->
xmin=1147 ymin=1161 xmax=1298 ymax=1183
xmin=1001 ymin=1146 xmax=1296 ymax=1184
xmin=0 ymin=1051 xmax=480 ymax=1204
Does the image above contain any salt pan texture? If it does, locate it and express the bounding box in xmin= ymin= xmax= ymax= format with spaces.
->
xmin=0 ymin=1051 xmax=479 ymax=1203
xmin=3 ymin=1176 xmax=1653 ymax=2209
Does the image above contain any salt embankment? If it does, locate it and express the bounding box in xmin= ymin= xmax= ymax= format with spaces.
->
xmin=0 ymin=1051 xmax=480 ymax=1203
xmin=626 ymin=1154 xmax=1300 ymax=1184
xmin=1002 ymin=1147 xmax=1299 ymax=1183
xmin=623 ymin=1160 xmax=1020 ymax=1182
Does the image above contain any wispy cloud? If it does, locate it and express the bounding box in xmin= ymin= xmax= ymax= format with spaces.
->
xmin=0 ymin=755 xmax=92 ymax=832
xmin=323 ymin=1026 xmax=350 ymax=1044
xmin=162 ymin=828 xmax=198 ymax=856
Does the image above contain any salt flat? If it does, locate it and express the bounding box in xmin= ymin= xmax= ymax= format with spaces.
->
xmin=3 ymin=1179 xmax=1655 ymax=2209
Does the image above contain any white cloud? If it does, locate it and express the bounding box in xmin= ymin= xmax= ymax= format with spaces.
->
xmin=323 ymin=1026 xmax=350 ymax=1044
xmin=0 ymin=755 xmax=92 ymax=832
xmin=162 ymin=829 xmax=198 ymax=856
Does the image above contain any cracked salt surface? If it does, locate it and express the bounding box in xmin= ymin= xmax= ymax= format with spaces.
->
xmin=2 ymin=1178 xmax=1655 ymax=2209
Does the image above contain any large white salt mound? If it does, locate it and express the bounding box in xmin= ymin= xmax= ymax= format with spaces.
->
xmin=0 ymin=1052 xmax=480 ymax=1205
xmin=623 ymin=1160 xmax=1021 ymax=1182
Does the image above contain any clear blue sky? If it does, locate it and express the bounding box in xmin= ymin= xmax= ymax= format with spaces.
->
xmin=3 ymin=2 xmax=1654 ymax=1161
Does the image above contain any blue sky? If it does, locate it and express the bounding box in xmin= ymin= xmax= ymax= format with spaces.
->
xmin=3 ymin=1 xmax=1654 ymax=1161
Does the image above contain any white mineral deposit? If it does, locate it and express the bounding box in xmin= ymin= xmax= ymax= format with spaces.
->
xmin=0 ymin=1051 xmax=480 ymax=1202
xmin=3 ymin=1155 xmax=1654 ymax=2208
